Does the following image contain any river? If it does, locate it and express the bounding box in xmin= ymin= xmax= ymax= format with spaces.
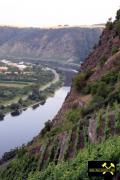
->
xmin=0 ymin=86 xmax=70 ymax=157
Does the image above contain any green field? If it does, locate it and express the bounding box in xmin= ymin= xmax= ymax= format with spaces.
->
xmin=0 ymin=82 xmax=33 ymax=88
xmin=0 ymin=64 xmax=62 ymax=115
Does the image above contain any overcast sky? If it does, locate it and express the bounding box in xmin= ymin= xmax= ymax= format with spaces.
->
xmin=0 ymin=0 xmax=119 ymax=27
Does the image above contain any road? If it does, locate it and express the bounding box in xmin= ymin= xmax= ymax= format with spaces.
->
xmin=39 ymin=67 xmax=59 ymax=91
xmin=4 ymin=68 xmax=59 ymax=107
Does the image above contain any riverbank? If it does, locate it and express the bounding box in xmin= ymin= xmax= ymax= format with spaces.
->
xmin=0 ymin=86 xmax=70 ymax=158
xmin=0 ymin=68 xmax=63 ymax=119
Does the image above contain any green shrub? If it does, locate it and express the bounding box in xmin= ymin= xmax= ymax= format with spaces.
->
xmin=1 ymin=149 xmax=17 ymax=162
xmin=113 ymin=101 xmax=120 ymax=129
xmin=46 ymin=127 xmax=61 ymax=137
xmin=106 ymin=21 xmax=113 ymax=30
xmin=96 ymin=81 xmax=109 ymax=97
xmin=83 ymin=84 xmax=91 ymax=94
xmin=73 ymin=70 xmax=94 ymax=92
xmin=0 ymin=154 xmax=38 ymax=180
xmin=66 ymin=109 xmax=84 ymax=123
xmin=90 ymin=83 xmax=98 ymax=95
xmin=41 ymin=120 xmax=52 ymax=136
xmin=99 ymin=56 xmax=107 ymax=67
xmin=104 ymin=106 xmax=110 ymax=139
xmin=107 ymin=89 xmax=120 ymax=104
xmin=116 ymin=9 xmax=120 ymax=21
xmin=17 ymin=146 xmax=27 ymax=158
xmin=112 ymin=46 xmax=119 ymax=55
xmin=90 ymin=95 xmax=104 ymax=105
xmin=90 ymin=81 xmax=110 ymax=98
xmin=85 ymin=69 xmax=94 ymax=79
xmin=73 ymin=73 xmax=86 ymax=91
xmin=115 ymin=20 xmax=120 ymax=36
xmin=101 ymin=70 xmax=118 ymax=84
xmin=96 ymin=110 xmax=102 ymax=138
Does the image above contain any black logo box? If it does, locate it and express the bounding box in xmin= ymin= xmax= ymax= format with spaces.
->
xmin=88 ymin=161 xmax=116 ymax=178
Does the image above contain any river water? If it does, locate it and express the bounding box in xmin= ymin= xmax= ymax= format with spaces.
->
xmin=0 ymin=86 xmax=70 ymax=157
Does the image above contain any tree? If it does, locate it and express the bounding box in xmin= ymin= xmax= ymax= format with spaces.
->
xmin=41 ymin=120 xmax=52 ymax=136
xmin=115 ymin=20 xmax=120 ymax=36
xmin=106 ymin=17 xmax=113 ymax=30
xmin=0 ymin=112 xmax=4 ymax=120
xmin=116 ymin=9 xmax=120 ymax=20
xmin=44 ymin=120 xmax=52 ymax=131
xmin=29 ymin=87 xmax=40 ymax=101
xmin=112 ymin=46 xmax=119 ymax=55
xmin=10 ymin=103 xmax=20 ymax=110
xmin=18 ymin=98 xmax=23 ymax=105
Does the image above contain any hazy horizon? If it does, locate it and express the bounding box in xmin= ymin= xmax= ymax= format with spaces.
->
xmin=0 ymin=24 xmax=105 ymax=29
xmin=0 ymin=0 xmax=119 ymax=28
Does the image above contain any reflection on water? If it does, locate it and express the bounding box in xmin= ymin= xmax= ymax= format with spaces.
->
xmin=0 ymin=86 xmax=70 ymax=157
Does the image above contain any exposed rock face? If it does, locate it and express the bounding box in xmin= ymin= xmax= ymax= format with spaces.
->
xmin=89 ymin=51 xmax=120 ymax=81
xmin=88 ymin=118 xmax=97 ymax=143
xmin=31 ymin=25 xmax=120 ymax=167
xmin=81 ymin=29 xmax=120 ymax=71
xmin=0 ymin=26 xmax=102 ymax=63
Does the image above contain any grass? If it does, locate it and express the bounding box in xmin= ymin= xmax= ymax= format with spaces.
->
xmin=0 ymin=75 xmax=63 ymax=115
xmin=0 ymin=80 xmax=34 ymax=84
xmin=0 ymin=83 xmax=32 ymax=88
xmin=1 ymin=95 xmax=26 ymax=105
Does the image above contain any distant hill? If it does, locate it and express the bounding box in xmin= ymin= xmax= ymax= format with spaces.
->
xmin=0 ymin=26 xmax=103 ymax=64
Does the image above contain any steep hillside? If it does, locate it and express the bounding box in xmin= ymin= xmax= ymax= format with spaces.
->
xmin=0 ymin=26 xmax=102 ymax=64
xmin=1 ymin=10 xmax=120 ymax=180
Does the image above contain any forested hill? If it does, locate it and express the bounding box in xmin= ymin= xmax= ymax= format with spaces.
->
xmin=0 ymin=26 xmax=102 ymax=64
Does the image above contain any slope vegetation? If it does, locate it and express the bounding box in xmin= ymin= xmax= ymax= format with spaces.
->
xmin=1 ymin=10 xmax=120 ymax=180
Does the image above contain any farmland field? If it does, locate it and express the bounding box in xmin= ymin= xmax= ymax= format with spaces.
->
xmin=0 ymin=82 xmax=34 ymax=88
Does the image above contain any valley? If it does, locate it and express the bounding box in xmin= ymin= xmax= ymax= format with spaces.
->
xmin=0 ymin=58 xmax=77 ymax=119
xmin=0 ymin=26 xmax=102 ymax=64
xmin=0 ymin=60 xmax=63 ymax=117
xmin=1 ymin=9 xmax=120 ymax=180
xmin=2 ymin=9 xmax=120 ymax=180
xmin=0 ymin=86 xmax=70 ymax=157
xmin=0 ymin=60 xmax=74 ymax=159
